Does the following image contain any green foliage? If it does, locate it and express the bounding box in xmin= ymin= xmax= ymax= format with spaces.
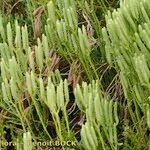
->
xmin=103 ymin=0 xmax=150 ymax=149
xmin=0 ymin=0 xmax=150 ymax=150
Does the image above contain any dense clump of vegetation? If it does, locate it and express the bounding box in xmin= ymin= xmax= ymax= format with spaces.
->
xmin=0 ymin=0 xmax=150 ymax=149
